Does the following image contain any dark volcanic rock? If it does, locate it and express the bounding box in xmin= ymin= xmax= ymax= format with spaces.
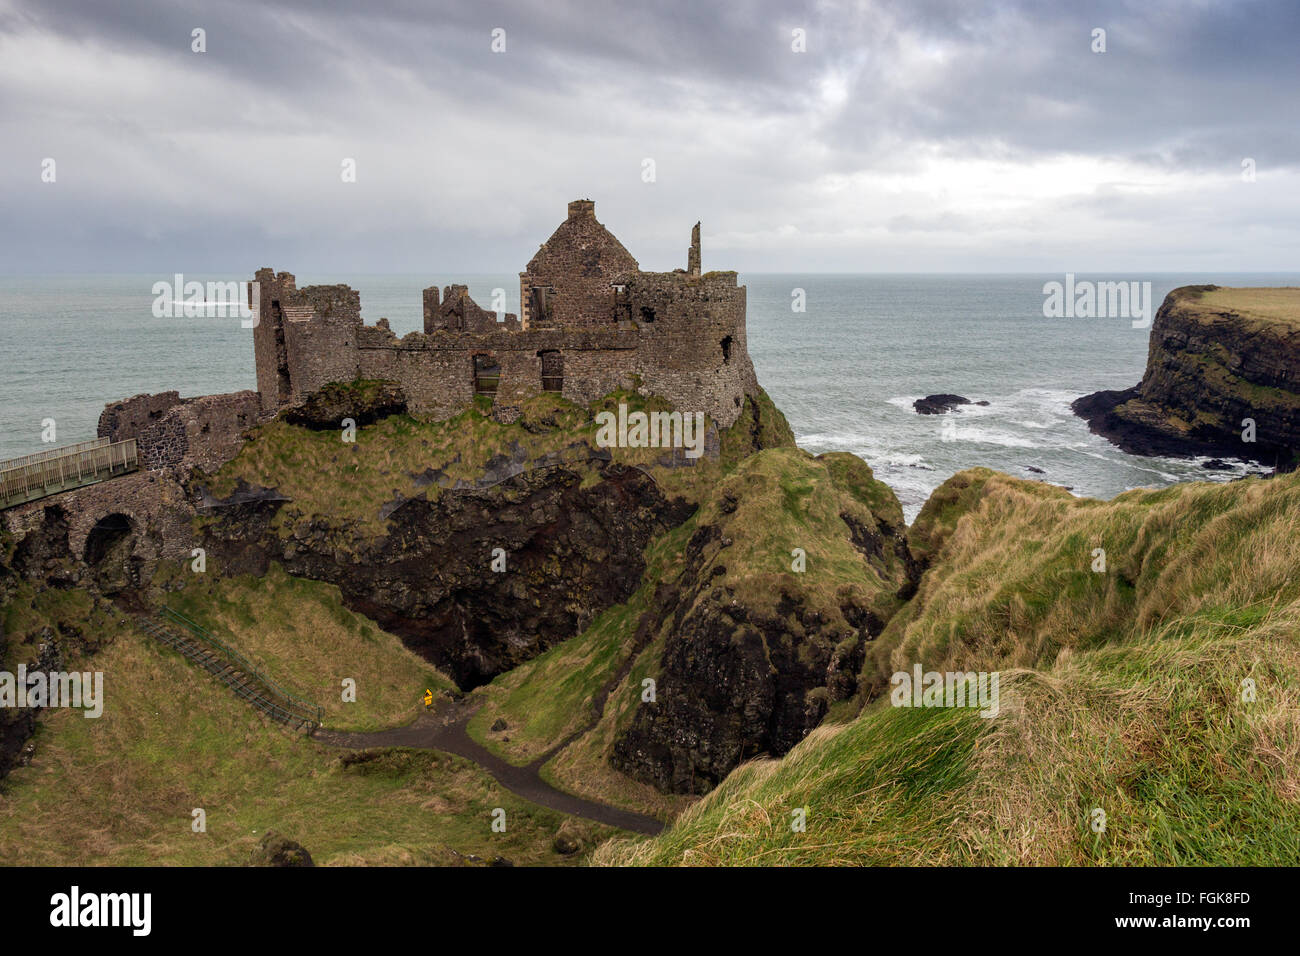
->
xmin=200 ymin=462 xmax=692 ymax=689
xmin=610 ymin=451 xmax=915 ymax=794
xmin=282 ymin=379 xmax=408 ymax=430
xmin=0 ymin=506 xmax=113 ymax=780
xmin=914 ymin=394 xmax=986 ymax=414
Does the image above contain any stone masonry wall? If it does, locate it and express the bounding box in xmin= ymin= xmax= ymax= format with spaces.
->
xmin=250 ymin=201 xmax=761 ymax=430
xmin=98 ymin=391 xmax=183 ymax=440
xmin=621 ymin=270 xmax=757 ymax=426
xmin=3 ymin=470 xmax=196 ymax=580
xmin=97 ymin=390 xmax=261 ymax=476
xmin=520 ymin=200 xmax=638 ymax=329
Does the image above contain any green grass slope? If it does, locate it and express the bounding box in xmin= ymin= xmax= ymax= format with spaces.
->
xmin=0 ymin=577 xmax=607 ymax=866
xmin=595 ymin=468 xmax=1300 ymax=865
xmin=467 ymin=444 xmax=912 ymax=810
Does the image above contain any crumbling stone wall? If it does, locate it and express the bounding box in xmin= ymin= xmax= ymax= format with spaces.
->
xmin=424 ymin=284 xmax=520 ymax=333
xmin=250 ymin=200 xmax=761 ymax=429
xmin=97 ymin=390 xmax=261 ymax=476
xmin=98 ymin=391 xmax=183 ymax=439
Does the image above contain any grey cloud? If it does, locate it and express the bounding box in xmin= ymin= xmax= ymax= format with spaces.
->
xmin=0 ymin=0 xmax=1297 ymax=273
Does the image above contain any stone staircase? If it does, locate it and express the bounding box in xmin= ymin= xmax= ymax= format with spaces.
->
xmin=138 ymin=607 xmax=322 ymax=732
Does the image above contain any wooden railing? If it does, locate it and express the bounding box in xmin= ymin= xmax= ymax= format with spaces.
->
xmin=0 ymin=438 xmax=138 ymax=509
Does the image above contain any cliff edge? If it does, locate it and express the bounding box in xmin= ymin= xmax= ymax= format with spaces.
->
xmin=1073 ymin=285 xmax=1300 ymax=468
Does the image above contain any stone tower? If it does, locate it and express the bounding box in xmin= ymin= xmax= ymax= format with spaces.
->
xmin=688 ymin=221 xmax=701 ymax=276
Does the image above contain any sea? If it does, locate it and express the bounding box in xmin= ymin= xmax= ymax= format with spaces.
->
xmin=3 ymin=272 xmax=1296 ymax=522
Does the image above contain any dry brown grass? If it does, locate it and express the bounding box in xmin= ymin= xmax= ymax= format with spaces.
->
xmin=1190 ymin=286 xmax=1300 ymax=327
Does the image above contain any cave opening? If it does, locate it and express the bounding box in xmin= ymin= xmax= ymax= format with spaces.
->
xmin=83 ymin=513 xmax=138 ymax=594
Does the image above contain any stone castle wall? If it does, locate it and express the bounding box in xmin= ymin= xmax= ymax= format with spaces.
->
xmin=520 ymin=199 xmax=639 ymax=329
xmin=249 ymin=201 xmax=761 ymax=428
xmin=98 ymin=390 xmax=261 ymax=475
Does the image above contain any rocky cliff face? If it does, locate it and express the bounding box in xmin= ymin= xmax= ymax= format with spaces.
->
xmin=199 ymin=463 xmax=693 ymax=689
xmin=1074 ymin=286 xmax=1300 ymax=467
xmin=610 ymin=449 xmax=916 ymax=793
xmin=0 ymin=509 xmax=121 ymax=780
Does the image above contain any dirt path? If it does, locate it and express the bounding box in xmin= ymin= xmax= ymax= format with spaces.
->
xmin=312 ymin=701 xmax=665 ymax=836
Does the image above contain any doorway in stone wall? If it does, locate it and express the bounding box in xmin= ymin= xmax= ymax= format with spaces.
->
xmin=473 ymin=353 xmax=500 ymax=394
xmin=83 ymin=512 xmax=139 ymax=594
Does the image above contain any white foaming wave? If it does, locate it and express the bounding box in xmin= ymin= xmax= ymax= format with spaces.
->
xmin=798 ymin=431 xmax=889 ymax=454
xmin=953 ymin=427 xmax=1037 ymax=449
xmin=886 ymin=395 xmax=925 ymax=410
xmin=992 ymin=387 xmax=1079 ymax=420
xmin=879 ymin=452 xmax=932 ymax=469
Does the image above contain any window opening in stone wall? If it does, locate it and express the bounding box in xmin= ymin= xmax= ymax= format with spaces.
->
xmin=721 ymin=335 xmax=732 ymax=364
xmin=530 ymin=286 xmax=553 ymax=324
xmin=540 ymin=350 xmax=563 ymax=392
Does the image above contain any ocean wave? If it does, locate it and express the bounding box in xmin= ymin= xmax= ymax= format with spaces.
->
xmin=950 ymin=427 xmax=1037 ymax=449
xmin=885 ymin=395 xmax=924 ymax=410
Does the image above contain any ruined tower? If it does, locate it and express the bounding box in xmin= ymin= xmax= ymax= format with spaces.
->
xmin=688 ymin=221 xmax=701 ymax=276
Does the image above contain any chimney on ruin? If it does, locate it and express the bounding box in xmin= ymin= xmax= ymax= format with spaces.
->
xmin=568 ymin=199 xmax=595 ymax=219
xmin=688 ymin=221 xmax=701 ymax=276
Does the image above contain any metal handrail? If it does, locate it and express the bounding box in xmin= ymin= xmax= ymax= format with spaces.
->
xmin=140 ymin=617 xmax=315 ymax=729
xmin=158 ymin=607 xmax=323 ymax=724
xmin=0 ymin=437 xmax=109 ymax=470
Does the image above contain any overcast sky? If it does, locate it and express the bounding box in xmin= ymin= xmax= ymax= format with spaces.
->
xmin=2 ymin=0 xmax=1298 ymax=274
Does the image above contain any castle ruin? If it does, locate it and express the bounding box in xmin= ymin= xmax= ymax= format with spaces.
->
xmin=4 ymin=201 xmax=760 ymax=583
xmin=251 ymin=200 xmax=759 ymax=427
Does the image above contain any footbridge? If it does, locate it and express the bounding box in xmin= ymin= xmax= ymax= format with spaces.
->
xmin=0 ymin=437 xmax=139 ymax=510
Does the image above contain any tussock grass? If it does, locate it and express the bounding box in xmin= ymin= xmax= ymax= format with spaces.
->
xmin=699 ymin=447 xmax=906 ymax=622
xmin=870 ymin=468 xmax=1300 ymax=682
xmin=596 ymin=615 xmax=1300 ymax=866
xmin=597 ymin=469 xmax=1300 ymax=866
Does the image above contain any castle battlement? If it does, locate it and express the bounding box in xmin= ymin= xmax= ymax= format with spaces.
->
xmin=251 ymin=201 xmax=759 ymax=426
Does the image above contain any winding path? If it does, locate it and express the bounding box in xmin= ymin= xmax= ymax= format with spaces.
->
xmin=312 ymin=702 xmax=665 ymax=836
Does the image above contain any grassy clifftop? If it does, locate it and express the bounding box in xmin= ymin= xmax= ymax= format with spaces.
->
xmin=203 ymin=387 xmax=794 ymax=537
xmin=596 ymin=467 xmax=1300 ymax=865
